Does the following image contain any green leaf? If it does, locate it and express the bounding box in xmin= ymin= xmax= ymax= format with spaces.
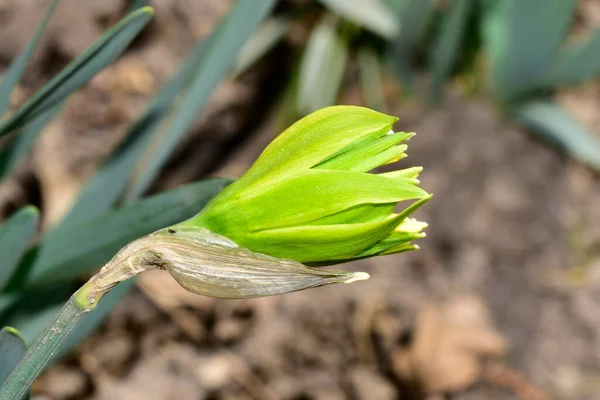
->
xmin=0 ymin=0 xmax=60 ymax=119
xmin=0 ymin=102 xmax=64 ymax=180
xmin=428 ymin=0 xmax=472 ymax=103
xmin=514 ymin=101 xmax=600 ymax=172
xmin=483 ymin=0 xmax=576 ymax=103
xmin=123 ymin=0 xmax=276 ymax=202
xmin=540 ymin=28 xmax=600 ymax=87
xmin=0 ymin=207 xmax=39 ymax=291
xmin=297 ymin=17 xmax=349 ymax=116
xmin=234 ymin=17 xmax=290 ymax=76
xmin=357 ymin=45 xmax=386 ymax=112
xmin=55 ymin=42 xmax=207 ymax=231
xmin=317 ymin=0 xmax=399 ymax=39
xmin=0 ymin=327 xmax=27 ymax=389
xmin=5 ymin=179 xmax=230 ymax=290
xmin=0 ymin=7 xmax=153 ymax=137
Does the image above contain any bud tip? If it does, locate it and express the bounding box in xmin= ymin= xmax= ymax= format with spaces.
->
xmin=344 ymin=272 xmax=370 ymax=283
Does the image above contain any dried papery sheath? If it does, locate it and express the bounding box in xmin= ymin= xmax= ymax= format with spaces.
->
xmin=77 ymin=226 xmax=369 ymax=306
xmin=152 ymin=226 xmax=368 ymax=298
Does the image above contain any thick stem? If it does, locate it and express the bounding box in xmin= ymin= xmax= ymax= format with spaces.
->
xmin=0 ymin=291 xmax=86 ymax=400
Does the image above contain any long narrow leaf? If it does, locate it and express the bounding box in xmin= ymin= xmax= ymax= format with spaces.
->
xmin=0 ymin=207 xmax=39 ymax=291
xmin=317 ymin=0 xmax=399 ymax=39
xmin=0 ymin=0 xmax=60 ymax=119
xmin=428 ymin=0 xmax=472 ymax=103
xmin=540 ymin=29 xmax=600 ymax=88
xmin=515 ymin=101 xmax=600 ymax=172
xmin=0 ymin=7 xmax=153 ymax=137
xmin=483 ymin=0 xmax=575 ymax=103
xmin=0 ymin=327 xmax=27 ymax=389
xmin=297 ymin=18 xmax=349 ymax=116
xmin=5 ymin=179 xmax=229 ymax=290
xmin=124 ymin=0 xmax=276 ymax=201
xmin=55 ymin=43 xmax=207 ymax=231
xmin=0 ymin=102 xmax=64 ymax=180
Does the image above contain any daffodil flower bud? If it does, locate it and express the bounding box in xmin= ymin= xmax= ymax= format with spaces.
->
xmin=177 ymin=105 xmax=430 ymax=264
xmin=81 ymin=106 xmax=430 ymax=304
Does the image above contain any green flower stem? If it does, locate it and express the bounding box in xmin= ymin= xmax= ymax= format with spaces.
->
xmin=0 ymin=284 xmax=94 ymax=400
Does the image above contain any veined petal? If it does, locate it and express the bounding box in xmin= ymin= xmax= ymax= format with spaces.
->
xmin=215 ymin=106 xmax=397 ymax=200
xmin=351 ymin=230 xmax=426 ymax=259
xmin=234 ymin=213 xmax=407 ymax=263
xmin=379 ymin=166 xmax=423 ymax=180
xmin=349 ymin=144 xmax=407 ymax=172
xmin=309 ymin=203 xmax=396 ymax=225
xmin=192 ymin=169 xmax=430 ymax=233
xmin=315 ymin=131 xmax=413 ymax=171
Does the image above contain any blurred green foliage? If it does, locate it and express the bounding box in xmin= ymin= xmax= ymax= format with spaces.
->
xmin=236 ymin=0 xmax=600 ymax=172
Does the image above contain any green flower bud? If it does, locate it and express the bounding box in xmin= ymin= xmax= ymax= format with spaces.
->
xmin=177 ymin=105 xmax=430 ymax=264
xmin=79 ymin=106 xmax=430 ymax=305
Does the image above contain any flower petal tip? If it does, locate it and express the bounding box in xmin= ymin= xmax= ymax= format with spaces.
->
xmin=344 ymin=271 xmax=370 ymax=283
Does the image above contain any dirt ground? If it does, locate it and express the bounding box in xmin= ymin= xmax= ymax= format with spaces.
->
xmin=3 ymin=1 xmax=600 ymax=399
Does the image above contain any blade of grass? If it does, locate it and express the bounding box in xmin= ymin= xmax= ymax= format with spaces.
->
xmin=297 ymin=17 xmax=349 ymax=116
xmin=0 ymin=207 xmax=39 ymax=291
xmin=0 ymin=7 xmax=153 ymax=137
xmin=428 ymin=0 xmax=472 ymax=103
xmin=540 ymin=29 xmax=600 ymax=87
xmin=5 ymin=179 xmax=230 ymax=291
xmin=123 ymin=0 xmax=276 ymax=202
xmin=483 ymin=0 xmax=575 ymax=103
xmin=317 ymin=0 xmax=399 ymax=39
xmin=0 ymin=0 xmax=60 ymax=119
xmin=515 ymin=101 xmax=600 ymax=172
